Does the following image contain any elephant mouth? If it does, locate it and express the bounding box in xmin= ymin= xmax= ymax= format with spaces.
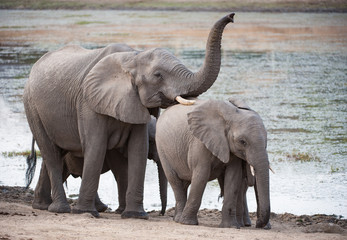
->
xmin=146 ymin=92 xmax=175 ymax=109
xmin=146 ymin=92 xmax=196 ymax=109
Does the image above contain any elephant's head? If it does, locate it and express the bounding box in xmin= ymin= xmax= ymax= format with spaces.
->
xmin=187 ymin=98 xmax=270 ymax=228
xmin=82 ymin=13 xmax=234 ymax=124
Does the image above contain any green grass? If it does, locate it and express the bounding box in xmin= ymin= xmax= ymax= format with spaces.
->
xmin=13 ymin=73 xmax=28 ymax=79
xmin=286 ymin=152 xmax=321 ymax=163
xmin=2 ymin=150 xmax=41 ymax=158
xmin=75 ymin=21 xmax=107 ymax=25
xmin=330 ymin=165 xmax=345 ymax=174
xmin=273 ymin=150 xmax=321 ymax=163
xmin=0 ymin=26 xmax=26 ymax=29
xmin=64 ymin=14 xmax=92 ymax=18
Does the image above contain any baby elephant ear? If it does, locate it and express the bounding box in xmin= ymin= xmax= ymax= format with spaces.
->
xmin=187 ymin=100 xmax=230 ymax=163
xmin=83 ymin=53 xmax=150 ymax=124
xmin=228 ymin=97 xmax=251 ymax=110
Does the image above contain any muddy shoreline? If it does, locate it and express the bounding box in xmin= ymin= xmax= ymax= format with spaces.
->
xmin=0 ymin=185 xmax=346 ymax=240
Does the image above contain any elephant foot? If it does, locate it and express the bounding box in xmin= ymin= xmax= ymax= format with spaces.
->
xmin=173 ymin=210 xmax=183 ymax=222
xmin=32 ymin=200 xmax=51 ymax=210
xmin=95 ymin=202 xmax=108 ymax=212
xmin=244 ymin=218 xmax=252 ymax=227
xmin=264 ymin=222 xmax=272 ymax=230
xmin=179 ymin=216 xmax=199 ymax=225
xmin=114 ymin=207 xmax=125 ymax=214
xmin=121 ymin=211 xmax=149 ymax=220
xmin=94 ymin=194 xmax=108 ymax=212
xmin=48 ymin=201 xmax=71 ymax=214
xmin=71 ymin=206 xmax=99 ymax=217
xmin=219 ymin=219 xmax=241 ymax=229
xmin=159 ymin=209 xmax=166 ymax=216
xmin=256 ymin=220 xmax=272 ymax=229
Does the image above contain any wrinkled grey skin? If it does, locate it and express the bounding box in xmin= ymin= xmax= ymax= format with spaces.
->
xmin=218 ymin=160 xmax=255 ymax=227
xmin=33 ymin=117 xmax=167 ymax=215
xmin=156 ymin=98 xmax=270 ymax=228
xmin=23 ymin=13 xmax=235 ymax=218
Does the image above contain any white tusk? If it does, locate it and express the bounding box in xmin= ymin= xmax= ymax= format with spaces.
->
xmin=175 ymin=96 xmax=196 ymax=105
xmin=250 ymin=165 xmax=255 ymax=176
xmin=269 ymin=165 xmax=275 ymax=174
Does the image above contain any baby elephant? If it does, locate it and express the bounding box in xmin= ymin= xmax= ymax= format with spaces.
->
xmin=156 ymin=98 xmax=270 ymax=228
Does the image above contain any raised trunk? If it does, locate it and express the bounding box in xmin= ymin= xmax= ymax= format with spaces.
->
xmin=253 ymin=157 xmax=271 ymax=228
xmin=174 ymin=13 xmax=235 ymax=99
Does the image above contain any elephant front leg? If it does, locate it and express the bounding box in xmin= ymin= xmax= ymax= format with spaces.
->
xmin=72 ymin=142 xmax=106 ymax=217
xmin=121 ymin=124 xmax=149 ymax=220
xmin=71 ymin=116 xmax=108 ymax=217
xmin=220 ymin=157 xmax=242 ymax=228
xmin=72 ymin=141 xmax=107 ymax=217
xmin=179 ymin=176 xmax=208 ymax=225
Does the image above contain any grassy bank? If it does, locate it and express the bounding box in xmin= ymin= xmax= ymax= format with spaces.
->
xmin=0 ymin=0 xmax=346 ymax=12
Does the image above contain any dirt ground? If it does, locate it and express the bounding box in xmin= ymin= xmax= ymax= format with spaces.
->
xmin=0 ymin=186 xmax=346 ymax=240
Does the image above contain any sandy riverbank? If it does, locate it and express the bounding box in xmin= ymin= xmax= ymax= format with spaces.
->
xmin=0 ymin=186 xmax=346 ymax=240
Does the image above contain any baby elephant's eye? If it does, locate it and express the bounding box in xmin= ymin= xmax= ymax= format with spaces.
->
xmin=154 ymin=72 xmax=162 ymax=79
xmin=240 ymin=139 xmax=247 ymax=146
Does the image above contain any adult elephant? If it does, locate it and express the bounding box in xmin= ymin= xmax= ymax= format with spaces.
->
xmin=23 ymin=13 xmax=235 ymax=219
xmin=155 ymin=98 xmax=270 ymax=228
xmin=28 ymin=116 xmax=167 ymax=215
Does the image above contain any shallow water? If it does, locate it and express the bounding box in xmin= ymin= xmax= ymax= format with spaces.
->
xmin=0 ymin=10 xmax=346 ymax=217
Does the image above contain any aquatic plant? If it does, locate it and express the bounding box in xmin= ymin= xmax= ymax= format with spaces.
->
xmin=330 ymin=165 xmax=345 ymax=174
xmin=75 ymin=21 xmax=107 ymax=25
xmin=286 ymin=152 xmax=321 ymax=163
xmin=1 ymin=150 xmax=41 ymax=158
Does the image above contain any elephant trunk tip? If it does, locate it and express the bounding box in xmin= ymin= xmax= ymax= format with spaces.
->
xmin=228 ymin=13 xmax=235 ymax=23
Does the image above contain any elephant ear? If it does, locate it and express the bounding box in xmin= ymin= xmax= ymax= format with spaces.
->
xmin=83 ymin=53 xmax=150 ymax=124
xmin=228 ymin=97 xmax=251 ymax=110
xmin=187 ymin=100 xmax=230 ymax=163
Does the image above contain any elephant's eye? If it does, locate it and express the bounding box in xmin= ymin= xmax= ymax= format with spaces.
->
xmin=240 ymin=139 xmax=247 ymax=146
xmin=154 ymin=72 xmax=162 ymax=79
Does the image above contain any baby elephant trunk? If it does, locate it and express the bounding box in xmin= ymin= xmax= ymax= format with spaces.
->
xmin=252 ymin=155 xmax=271 ymax=228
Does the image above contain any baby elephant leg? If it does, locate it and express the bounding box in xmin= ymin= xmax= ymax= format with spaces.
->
xmin=220 ymin=157 xmax=243 ymax=228
xmin=179 ymin=142 xmax=211 ymax=225
xmin=179 ymin=171 xmax=209 ymax=225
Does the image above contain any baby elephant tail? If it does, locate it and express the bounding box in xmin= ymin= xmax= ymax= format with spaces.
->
xmin=25 ymin=137 xmax=37 ymax=189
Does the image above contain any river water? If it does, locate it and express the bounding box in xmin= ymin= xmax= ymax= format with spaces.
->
xmin=0 ymin=10 xmax=346 ymax=217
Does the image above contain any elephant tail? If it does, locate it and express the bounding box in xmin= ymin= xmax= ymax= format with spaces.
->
xmin=25 ymin=137 xmax=37 ymax=189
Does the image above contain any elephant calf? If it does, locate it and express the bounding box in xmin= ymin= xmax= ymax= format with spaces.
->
xmin=156 ymin=98 xmax=270 ymax=228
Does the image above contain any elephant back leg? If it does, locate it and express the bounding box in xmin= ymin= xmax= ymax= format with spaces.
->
xmin=32 ymin=161 xmax=52 ymax=210
xmin=106 ymin=149 xmax=128 ymax=214
xmin=168 ymin=171 xmax=189 ymax=223
xmin=26 ymin=106 xmax=70 ymax=213
xmin=178 ymin=140 xmax=212 ymax=225
xmin=157 ymin=147 xmax=188 ymax=222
